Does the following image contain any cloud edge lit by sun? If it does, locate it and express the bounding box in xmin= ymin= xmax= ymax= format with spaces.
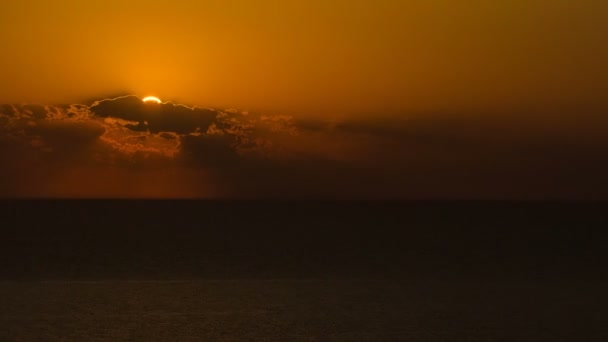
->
xmin=142 ymin=96 xmax=162 ymax=104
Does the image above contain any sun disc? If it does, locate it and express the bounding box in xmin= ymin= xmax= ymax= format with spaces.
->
xmin=142 ymin=96 xmax=162 ymax=104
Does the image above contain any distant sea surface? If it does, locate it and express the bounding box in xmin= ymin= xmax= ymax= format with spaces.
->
xmin=1 ymin=200 xmax=607 ymax=340
xmin=0 ymin=199 xmax=606 ymax=280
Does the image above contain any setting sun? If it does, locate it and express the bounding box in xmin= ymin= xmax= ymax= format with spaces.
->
xmin=142 ymin=96 xmax=162 ymax=104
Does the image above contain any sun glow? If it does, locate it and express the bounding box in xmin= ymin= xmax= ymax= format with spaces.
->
xmin=142 ymin=96 xmax=162 ymax=104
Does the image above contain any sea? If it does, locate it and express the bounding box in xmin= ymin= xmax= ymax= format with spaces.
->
xmin=0 ymin=200 xmax=606 ymax=340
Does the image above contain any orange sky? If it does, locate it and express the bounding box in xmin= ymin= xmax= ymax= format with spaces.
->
xmin=2 ymin=1 xmax=608 ymax=198
xmin=2 ymin=0 xmax=608 ymax=117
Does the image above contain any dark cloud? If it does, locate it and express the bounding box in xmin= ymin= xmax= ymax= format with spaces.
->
xmin=89 ymin=95 xmax=217 ymax=134
xmin=26 ymin=120 xmax=105 ymax=146
xmin=22 ymin=104 xmax=47 ymax=120
xmin=159 ymin=132 xmax=178 ymax=140
xmin=180 ymin=134 xmax=241 ymax=168
xmin=2 ymin=96 xmax=608 ymax=198
xmin=0 ymin=105 xmax=15 ymax=117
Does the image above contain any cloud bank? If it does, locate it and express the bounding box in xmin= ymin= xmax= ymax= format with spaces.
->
xmin=1 ymin=96 xmax=608 ymax=199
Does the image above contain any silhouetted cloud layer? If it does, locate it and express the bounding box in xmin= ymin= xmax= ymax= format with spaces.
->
xmin=1 ymin=96 xmax=608 ymax=198
xmin=90 ymin=96 xmax=217 ymax=134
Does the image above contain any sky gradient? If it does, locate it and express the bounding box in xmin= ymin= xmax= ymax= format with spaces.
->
xmin=2 ymin=1 xmax=608 ymax=114
xmin=1 ymin=1 xmax=608 ymax=198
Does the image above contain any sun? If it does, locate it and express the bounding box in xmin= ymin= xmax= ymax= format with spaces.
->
xmin=142 ymin=96 xmax=162 ymax=104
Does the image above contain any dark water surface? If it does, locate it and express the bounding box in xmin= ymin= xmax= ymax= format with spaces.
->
xmin=0 ymin=200 xmax=606 ymax=340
